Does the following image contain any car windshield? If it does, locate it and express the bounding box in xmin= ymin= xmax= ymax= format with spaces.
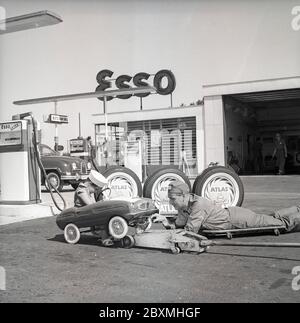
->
xmin=40 ymin=144 xmax=60 ymax=156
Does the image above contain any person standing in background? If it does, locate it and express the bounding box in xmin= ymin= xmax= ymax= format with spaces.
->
xmin=86 ymin=136 xmax=93 ymax=156
xmin=272 ymin=133 xmax=287 ymax=175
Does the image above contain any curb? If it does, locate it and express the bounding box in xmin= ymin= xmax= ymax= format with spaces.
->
xmin=0 ymin=203 xmax=59 ymax=226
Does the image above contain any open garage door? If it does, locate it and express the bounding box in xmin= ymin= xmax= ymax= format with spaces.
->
xmin=223 ymin=88 xmax=300 ymax=175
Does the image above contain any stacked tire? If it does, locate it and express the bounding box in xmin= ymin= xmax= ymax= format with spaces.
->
xmin=142 ymin=167 xmax=190 ymax=212
xmin=100 ymin=164 xmax=244 ymax=208
xmin=192 ymin=166 xmax=244 ymax=207
xmin=142 ymin=165 xmax=244 ymax=209
xmin=102 ymin=166 xmax=143 ymax=199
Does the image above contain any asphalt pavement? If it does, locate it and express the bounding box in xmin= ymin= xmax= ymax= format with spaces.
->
xmin=1 ymin=175 xmax=300 ymax=303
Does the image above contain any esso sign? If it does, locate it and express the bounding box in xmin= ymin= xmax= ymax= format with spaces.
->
xmin=95 ymin=69 xmax=176 ymax=101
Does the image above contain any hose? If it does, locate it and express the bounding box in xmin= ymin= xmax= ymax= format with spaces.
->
xmin=30 ymin=115 xmax=67 ymax=212
xmin=90 ymin=146 xmax=108 ymax=172
xmin=91 ymin=155 xmax=101 ymax=172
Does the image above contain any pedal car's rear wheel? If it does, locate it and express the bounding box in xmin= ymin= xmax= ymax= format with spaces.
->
xmin=121 ymin=235 xmax=135 ymax=248
xmin=64 ymin=223 xmax=80 ymax=244
xmin=108 ymin=216 xmax=129 ymax=239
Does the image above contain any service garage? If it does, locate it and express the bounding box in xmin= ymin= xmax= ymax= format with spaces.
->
xmin=91 ymin=76 xmax=300 ymax=208
xmin=93 ymin=76 xmax=300 ymax=181
xmin=202 ymin=76 xmax=300 ymax=175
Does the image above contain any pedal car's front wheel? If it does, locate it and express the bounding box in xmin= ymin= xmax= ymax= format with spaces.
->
xmin=64 ymin=223 xmax=81 ymax=244
xmin=108 ymin=216 xmax=129 ymax=239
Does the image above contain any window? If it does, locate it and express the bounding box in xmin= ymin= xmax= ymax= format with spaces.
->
xmin=40 ymin=144 xmax=58 ymax=156
xmin=95 ymin=117 xmax=197 ymax=178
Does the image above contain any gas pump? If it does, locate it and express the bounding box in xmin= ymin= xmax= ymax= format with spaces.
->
xmin=0 ymin=111 xmax=66 ymax=220
xmin=0 ymin=114 xmax=41 ymax=204
xmin=69 ymin=137 xmax=89 ymax=158
xmin=69 ymin=137 xmax=97 ymax=172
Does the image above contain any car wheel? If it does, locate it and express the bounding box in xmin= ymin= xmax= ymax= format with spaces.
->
xmin=45 ymin=172 xmax=63 ymax=192
xmin=103 ymin=166 xmax=142 ymax=199
xmin=108 ymin=216 xmax=129 ymax=239
xmin=64 ymin=223 xmax=81 ymax=244
xmin=143 ymin=167 xmax=191 ymax=210
xmin=192 ymin=166 xmax=244 ymax=207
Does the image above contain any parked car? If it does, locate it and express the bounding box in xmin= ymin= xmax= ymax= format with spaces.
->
xmin=39 ymin=144 xmax=92 ymax=191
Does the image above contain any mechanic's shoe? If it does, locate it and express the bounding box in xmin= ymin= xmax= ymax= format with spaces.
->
xmin=101 ymin=238 xmax=114 ymax=247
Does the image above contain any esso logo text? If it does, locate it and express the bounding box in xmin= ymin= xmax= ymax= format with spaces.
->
xmin=95 ymin=69 xmax=176 ymax=101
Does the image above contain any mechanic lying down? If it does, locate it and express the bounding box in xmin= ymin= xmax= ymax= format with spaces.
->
xmin=153 ymin=180 xmax=300 ymax=234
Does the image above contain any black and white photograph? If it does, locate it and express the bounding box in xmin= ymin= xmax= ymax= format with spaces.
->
xmin=0 ymin=0 xmax=300 ymax=307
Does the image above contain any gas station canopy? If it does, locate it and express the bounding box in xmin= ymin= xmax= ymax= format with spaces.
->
xmin=0 ymin=10 xmax=62 ymax=35
xmin=13 ymin=87 xmax=156 ymax=105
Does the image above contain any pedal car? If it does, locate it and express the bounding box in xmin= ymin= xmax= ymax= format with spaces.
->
xmin=56 ymin=197 xmax=158 ymax=244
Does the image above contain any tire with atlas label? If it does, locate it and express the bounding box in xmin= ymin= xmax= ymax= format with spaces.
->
xmin=192 ymin=166 xmax=244 ymax=207
xmin=143 ymin=167 xmax=191 ymax=211
xmin=103 ymin=166 xmax=142 ymax=198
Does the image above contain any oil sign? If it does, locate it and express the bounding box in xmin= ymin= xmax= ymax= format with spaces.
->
xmin=96 ymin=69 xmax=176 ymax=101
xmin=0 ymin=122 xmax=22 ymax=146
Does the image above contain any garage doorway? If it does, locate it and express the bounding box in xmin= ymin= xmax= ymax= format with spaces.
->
xmin=223 ymin=88 xmax=300 ymax=175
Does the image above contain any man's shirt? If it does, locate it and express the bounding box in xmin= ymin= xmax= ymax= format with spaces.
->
xmin=175 ymin=195 xmax=231 ymax=232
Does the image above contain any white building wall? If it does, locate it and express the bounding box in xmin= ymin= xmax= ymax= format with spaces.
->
xmin=196 ymin=111 xmax=205 ymax=174
xmin=203 ymin=95 xmax=225 ymax=166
